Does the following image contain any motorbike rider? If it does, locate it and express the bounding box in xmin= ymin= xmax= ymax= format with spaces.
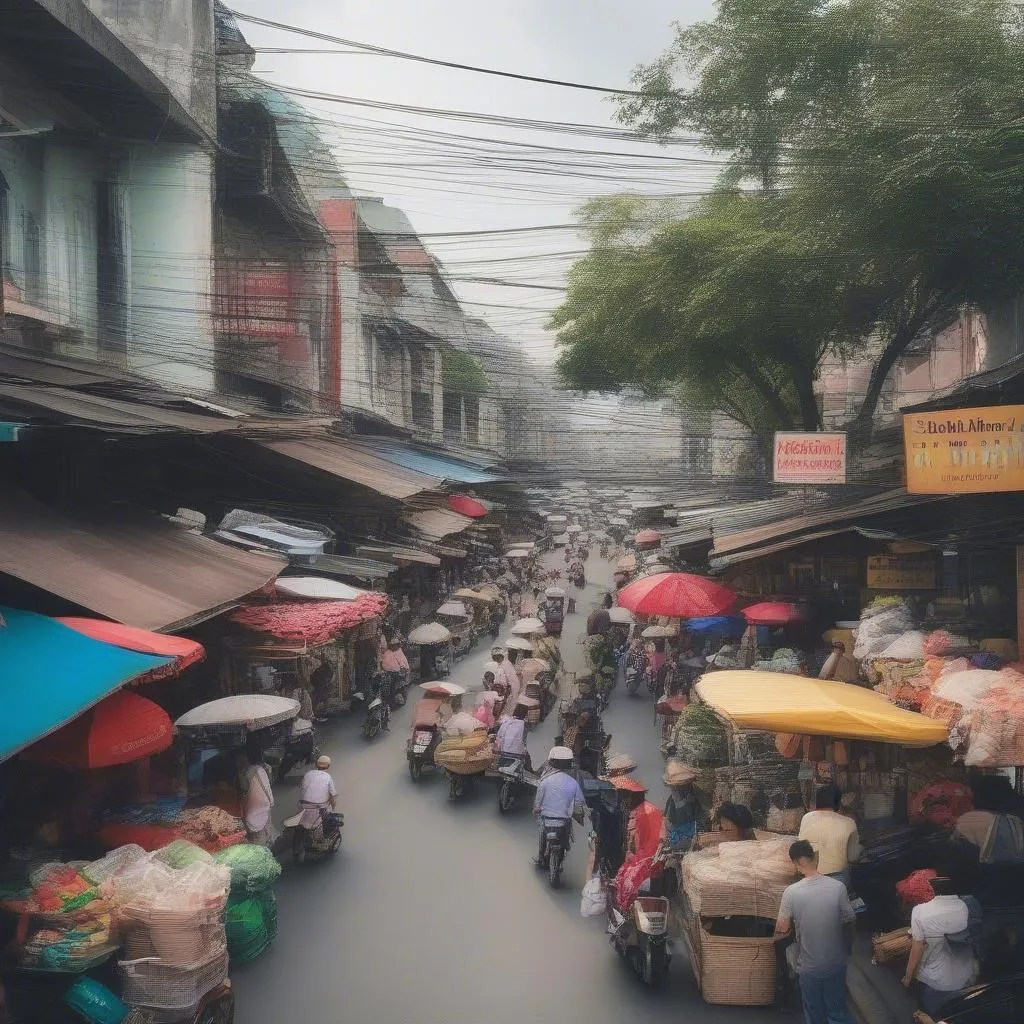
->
xmin=491 ymin=646 xmax=522 ymax=702
xmin=495 ymin=701 xmax=531 ymax=769
xmin=563 ymin=676 xmax=605 ymax=777
xmin=443 ymin=695 xmax=486 ymax=736
xmin=297 ymin=754 xmax=337 ymax=831
xmin=381 ymin=636 xmax=410 ymax=698
xmin=533 ymin=746 xmax=586 ymax=868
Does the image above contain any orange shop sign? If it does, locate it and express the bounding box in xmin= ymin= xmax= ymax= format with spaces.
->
xmin=904 ymin=405 xmax=1024 ymax=493
xmin=773 ymin=432 xmax=847 ymax=484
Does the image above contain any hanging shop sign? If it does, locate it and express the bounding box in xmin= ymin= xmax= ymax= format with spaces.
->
xmin=866 ymin=554 xmax=937 ymax=590
xmin=773 ymin=432 xmax=847 ymax=484
xmin=904 ymin=405 xmax=1024 ymax=493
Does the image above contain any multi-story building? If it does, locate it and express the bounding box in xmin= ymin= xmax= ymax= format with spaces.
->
xmin=0 ymin=0 xmax=217 ymax=392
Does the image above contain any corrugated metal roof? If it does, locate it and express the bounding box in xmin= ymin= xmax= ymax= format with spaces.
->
xmin=257 ymin=434 xmax=441 ymax=500
xmin=904 ymin=353 xmax=1024 ymax=412
xmin=356 ymin=544 xmax=441 ymax=567
xmin=352 ymin=437 xmax=505 ymax=484
xmin=711 ymin=489 xmax=954 ymax=559
xmin=403 ymin=508 xmax=474 ymax=541
xmin=305 ymin=554 xmax=396 ymax=581
xmin=0 ymin=490 xmax=286 ymax=631
xmin=711 ymin=526 xmax=899 ymax=569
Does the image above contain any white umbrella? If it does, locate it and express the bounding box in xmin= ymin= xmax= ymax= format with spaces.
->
xmin=418 ymin=681 xmax=466 ymax=696
xmin=609 ymin=607 xmax=634 ymax=624
xmin=505 ymin=636 xmax=535 ymax=651
xmin=510 ymin=617 xmax=544 ymax=635
xmin=509 ymin=542 xmax=535 ymax=550
xmin=544 ymin=586 xmax=566 ymax=598
xmin=176 ymin=695 xmax=299 ymax=731
xmin=505 ymin=549 xmax=531 ymax=559
xmin=275 ymin=576 xmax=367 ymax=601
xmin=408 ymin=622 xmax=452 ymax=645
xmin=567 ymin=525 xmax=582 ymax=534
xmin=553 ymin=533 xmax=570 ymax=545
xmin=548 ymin=515 xmax=568 ymax=523
xmin=642 ymin=625 xmax=676 ymax=639
xmin=436 ymin=601 xmax=469 ymax=617
xmin=482 ymin=660 xmax=500 ymax=676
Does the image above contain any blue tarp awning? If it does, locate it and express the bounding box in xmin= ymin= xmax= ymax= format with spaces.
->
xmin=687 ymin=615 xmax=747 ymax=637
xmin=353 ymin=438 xmax=505 ymax=484
xmin=0 ymin=607 xmax=172 ymax=763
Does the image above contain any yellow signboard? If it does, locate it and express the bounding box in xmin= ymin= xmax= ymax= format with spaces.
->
xmin=904 ymin=405 xmax=1024 ymax=493
xmin=866 ymin=554 xmax=936 ymax=590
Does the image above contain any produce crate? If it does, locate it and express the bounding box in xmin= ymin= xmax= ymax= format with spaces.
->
xmin=684 ymin=914 xmax=777 ymax=1007
xmin=871 ymin=927 xmax=912 ymax=964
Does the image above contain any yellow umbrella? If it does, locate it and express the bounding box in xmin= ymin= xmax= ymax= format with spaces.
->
xmin=694 ymin=671 xmax=949 ymax=747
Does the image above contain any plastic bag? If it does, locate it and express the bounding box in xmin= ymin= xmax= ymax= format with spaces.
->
xmin=580 ymin=875 xmax=605 ymax=918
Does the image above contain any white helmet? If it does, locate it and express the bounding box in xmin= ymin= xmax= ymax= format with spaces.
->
xmin=547 ymin=745 xmax=574 ymax=762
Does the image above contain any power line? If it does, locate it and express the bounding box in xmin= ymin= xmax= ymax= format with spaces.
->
xmin=227 ymin=9 xmax=653 ymax=96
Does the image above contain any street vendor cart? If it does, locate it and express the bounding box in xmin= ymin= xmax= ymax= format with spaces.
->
xmin=544 ymin=587 xmax=566 ymax=636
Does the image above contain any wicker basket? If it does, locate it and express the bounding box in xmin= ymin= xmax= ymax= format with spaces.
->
xmin=686 ymin=917 xmax=777 ymax=1006
xmin=871 ymin=927 xmax=912 ymax=964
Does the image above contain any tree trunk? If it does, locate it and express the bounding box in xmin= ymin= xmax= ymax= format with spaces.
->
xmin=726 ymin=351 xmax=795 ymax=431
xmin=794 ymin=369 xmax=822 ymax=432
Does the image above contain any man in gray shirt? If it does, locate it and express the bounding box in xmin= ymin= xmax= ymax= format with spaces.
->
xmin=775 ymin=839 xmax=856 ymax=1024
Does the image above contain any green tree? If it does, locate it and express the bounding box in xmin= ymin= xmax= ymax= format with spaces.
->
xmin=614 ymin=0 xmax=1024 ymax=430
xmin=552 ymin=191 xmax=860 ymax=433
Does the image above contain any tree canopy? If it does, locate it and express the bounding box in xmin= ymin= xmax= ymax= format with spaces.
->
xmin=442 ymin=348 xmax=489 ymax=396
xmin=556 ymin=0 xmax=1024 ymax=435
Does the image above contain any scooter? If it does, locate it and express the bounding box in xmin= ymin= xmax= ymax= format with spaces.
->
xmin=606 ymin=869 xmax=672 ymax=987
xmin=284 ymin=805 xmax=344 ymax=864
xmin=491 ymin=751 xmax=538 ymax=813
xmin=625 ymin=664 xmax=644 ymax=697
xmin=538 ymin=816 xmax=573 ymax=889
xmin=265 ymin=718 xmax=320 ymax=782
xmin=353 ymin=679 xmax=390 ymax=740
xmin=382 ymin=670 xmax=408 ymax=709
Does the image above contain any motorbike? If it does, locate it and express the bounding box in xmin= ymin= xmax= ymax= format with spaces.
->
xmin=353 ymin=679 xmax=390 ymax=740
xmin=284 ymin=804 xmax=344 ymax=864
xmin=538 ymin=816 xmax=574 ymax=889
xmin=568 ymin=564 xmax=586 ymax=589
xmin=406 ymin=699 xmax=443 ymax=781
xmin=607 ymin=883 xmax=672 ymax=988
xmin=625 ymin=664 xmax=643 ymax=696
xmin=383 ymin=669 xmax=408 ymax=709
xmin=491 ymin=751 xmax=538 ymax=813
xmin=265 ymin=717 xmax=320 ymax=782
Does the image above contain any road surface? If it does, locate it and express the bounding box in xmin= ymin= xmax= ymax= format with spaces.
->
xmin=233 ymin=551 xmax=783 ymax=1024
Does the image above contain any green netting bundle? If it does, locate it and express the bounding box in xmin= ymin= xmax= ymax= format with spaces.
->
xmin=213 ymin=843 xmax=281 ymax=894
xmin=150 ymin=840 xmax=212 ymax=871
xmin=224 ymin=891 xmax=277 ymax=964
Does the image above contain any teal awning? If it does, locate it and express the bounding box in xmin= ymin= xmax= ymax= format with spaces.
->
xmin=0 ymin=607 xmax=172 ymax=762
xmin=0 ymin=422 xmax=26 ymax=442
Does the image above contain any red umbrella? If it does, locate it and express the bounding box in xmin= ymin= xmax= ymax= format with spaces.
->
xmin=56 ymin=619 xmax=205 ymax=681
xmin=447 ymin=494 xmax=488 ymax=518
xmin=22 ymin=690 xmax=173 ymax=769
xmin=742 ymin=602 xmax=804 ymax=626
xmin=616 ymin=573 xmax=735 ymax=618
xmin=635 ymin=529 xmax=661 ymax=546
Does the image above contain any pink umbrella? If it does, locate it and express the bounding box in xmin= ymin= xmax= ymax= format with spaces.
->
xmin=616 ymin=573 xmax=735 ymax=618
xmin=742 ymin=602 xmax=804 ymax=626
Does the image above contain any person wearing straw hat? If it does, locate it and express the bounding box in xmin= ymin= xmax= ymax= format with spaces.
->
xmin=661 ymin=760 xmax=704 ymax=855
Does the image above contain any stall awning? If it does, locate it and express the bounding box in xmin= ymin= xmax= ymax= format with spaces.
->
xmin=305 ymin=554 xmax=396 ymax=581
xmin=229 ymin=592 xmax=390 ymax=646
xmin=356 ymin=544 xmax=441 ymax=567
xmin=0 ymin=607 xmax=173 ymax=762
xmin=695 ymin=671 xmax=949 ymax=747
xmin=256 ymin=434 xmax=441 ymax=500
xmin=0 ymin=490 xmax=286 ymax=631
xmin=403 ymin=508 xmax=474 ymax=541
xmin=710 ymin=526 xmax=898 ymax=569
xmin=353 ymin=437 xmax=506 ymax=484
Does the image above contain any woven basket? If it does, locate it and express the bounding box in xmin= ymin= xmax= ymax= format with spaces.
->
xmin=689 ymin=920 xmax=777 ymax=1006
xmin=871 ymin=927 xmax=912 ymax=964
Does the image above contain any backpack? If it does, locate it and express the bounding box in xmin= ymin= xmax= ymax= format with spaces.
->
xmin=946 ymin=895 xmax=984 ymax=961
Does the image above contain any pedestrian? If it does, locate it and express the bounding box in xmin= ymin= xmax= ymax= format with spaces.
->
xmin=239 ymin=740 xmax=276 ymax=848
xmin=798 ymin=784 xmax=862 ymax=888
xmin=587 ymin=593 xmax=613 ymax=636
xmin=902 ymin=876 xmax=979 ymax=1017
xmin=775 ymin=839 xmax=856 ymax=1024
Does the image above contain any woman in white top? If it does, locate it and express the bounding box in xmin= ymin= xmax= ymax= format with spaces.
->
xmin=240 ymin=745 xmax=276 ymax=846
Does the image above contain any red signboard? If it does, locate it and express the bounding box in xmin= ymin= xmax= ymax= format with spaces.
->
xmin=773 ymin=432 xmax=847 ymax=484
xmin=214 ymin=264 xmax=298 ymax=340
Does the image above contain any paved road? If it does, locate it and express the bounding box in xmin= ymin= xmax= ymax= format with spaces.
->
xmin=233 ymin=552 xmax=779 ymax=1024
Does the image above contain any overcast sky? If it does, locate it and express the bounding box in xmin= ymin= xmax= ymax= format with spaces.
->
xmin=231 ymin=0 xmax=717 ymax=375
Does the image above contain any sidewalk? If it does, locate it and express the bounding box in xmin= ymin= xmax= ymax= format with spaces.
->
xmin=847 ymin=932 xmax=918 ymax=1024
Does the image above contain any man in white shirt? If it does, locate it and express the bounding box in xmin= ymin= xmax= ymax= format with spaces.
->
xmin=903 ymin=877 xmax=978 ymax=1017
xmin=298 ymin=754 xmax=337 ymax=828
xmin=533 ymin=746 xmax=585 ymax=867
xmin=799 ymin=784 xmax=862 ymax=887
xmin=496 ymin=703 xmax=530 ymax=762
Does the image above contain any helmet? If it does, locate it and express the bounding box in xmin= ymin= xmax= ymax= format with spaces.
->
xmin=547 ymin=745 xmax=574 ymax=762
xmin=317 ymin=755 xmax=332 ymax=769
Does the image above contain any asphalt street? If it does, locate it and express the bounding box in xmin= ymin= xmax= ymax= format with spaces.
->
xmin=233 ymin=550 xmax=786 ymax=1024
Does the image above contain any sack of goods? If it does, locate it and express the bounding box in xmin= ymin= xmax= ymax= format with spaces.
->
xmin=434 ymin=735 xmax=494 ymax=773
xmin=681 ymin=836 xmax=795 ymax=919
xmin=214 ymin=843 xmax=282 ymax=965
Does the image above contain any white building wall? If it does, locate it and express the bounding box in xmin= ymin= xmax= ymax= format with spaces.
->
xmin=122 ymin=144 xmax=214 ymax=392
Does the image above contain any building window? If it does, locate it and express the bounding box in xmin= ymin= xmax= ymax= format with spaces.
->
xmin=22 ymin=210 xmax=41 ymax=303
xmin=464 ymin=396 xmax=479 ymax=444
